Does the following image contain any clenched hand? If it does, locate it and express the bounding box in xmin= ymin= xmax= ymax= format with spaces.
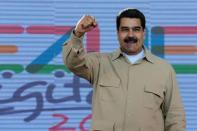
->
xmin=74 ymin=15 xmax=97 ymax=37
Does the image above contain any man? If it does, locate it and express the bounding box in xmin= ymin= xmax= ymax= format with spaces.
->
xmin=63 ymin=8 xmax=186 ymax=131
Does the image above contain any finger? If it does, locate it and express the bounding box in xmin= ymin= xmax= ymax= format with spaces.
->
xmin=82 ymin=16 xmax=95 ymax=29
xmin=82 ymin=23 xmax=94 ymax=30
xmin=87 ymin=15 xmax=97 ymax=28
xmin=86 ymin=15 xmax=95 ymax=25
xmin=93 ymin=21 xmax=97 ymax=27
xmin=92 ymin=16 xmax=97 ymax=27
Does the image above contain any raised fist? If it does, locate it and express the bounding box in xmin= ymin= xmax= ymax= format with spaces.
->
xmin=74 ymin=15 xmax=97 ymax=37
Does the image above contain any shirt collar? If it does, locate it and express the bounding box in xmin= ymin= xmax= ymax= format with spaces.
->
xmin=111 ymin=46 xmax=155 ymax=64
xmin=123 ymin=49 xmax=144 ymax=64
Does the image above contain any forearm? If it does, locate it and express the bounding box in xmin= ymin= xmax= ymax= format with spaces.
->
xmin=62 ymin=31 xmax=91 ymax=79
xmin=165 ymin=107 xmax=186 ymax=131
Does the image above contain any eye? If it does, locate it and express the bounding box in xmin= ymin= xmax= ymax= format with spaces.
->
xmin=120 ymin=27 xmax=129 ymax=32
xmin=133 ymin=27 xmax=142 ymax=32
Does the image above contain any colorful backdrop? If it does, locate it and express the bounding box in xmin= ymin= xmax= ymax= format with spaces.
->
xmin=0 ymin=0 xmax=197 ymax=131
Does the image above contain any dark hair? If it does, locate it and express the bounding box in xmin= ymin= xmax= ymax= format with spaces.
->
xmin=116 ymin=8 xmax=146 ymax=31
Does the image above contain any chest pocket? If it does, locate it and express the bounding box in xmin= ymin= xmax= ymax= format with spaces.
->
xmin=143 ymin=85 xmax=164 ymax=111
xmin=98 ymin=77 xmax=121 ymax=101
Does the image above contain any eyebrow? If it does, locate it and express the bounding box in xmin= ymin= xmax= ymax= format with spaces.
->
xmin=120 ymin=26 xmax=142 ymax=29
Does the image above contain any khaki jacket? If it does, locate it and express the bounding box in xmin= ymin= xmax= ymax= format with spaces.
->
xmin=63 ymin=32 xmax=186 ymax=131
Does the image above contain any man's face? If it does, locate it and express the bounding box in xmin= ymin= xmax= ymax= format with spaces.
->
xmin=117 ymin=18 xmax=145 ymax=55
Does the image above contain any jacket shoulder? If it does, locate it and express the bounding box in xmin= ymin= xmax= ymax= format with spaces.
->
xmin=150 ymin=53 xmax=175 ymax=72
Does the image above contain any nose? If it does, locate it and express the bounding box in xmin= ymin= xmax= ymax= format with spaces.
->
xmin=128 ymin=28 xmax=134 ymax=37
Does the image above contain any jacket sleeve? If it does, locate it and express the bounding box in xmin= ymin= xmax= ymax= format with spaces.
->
xmin=164 ymin=66 xmax=186 ymax=131
xmin=62 ymin=31 xmax=99 ymax=84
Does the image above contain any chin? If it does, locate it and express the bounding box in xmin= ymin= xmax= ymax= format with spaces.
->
xmin=127 ymin=50 xmax=139 ymax=55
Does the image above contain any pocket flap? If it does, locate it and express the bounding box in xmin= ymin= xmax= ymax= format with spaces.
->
xmin=99 ymin=78 xmax=120 ymax=88
xmin=144 ymin=85 xmax=164 ymax=98
xmin=91 ymin=120 xmax=114 ymax=131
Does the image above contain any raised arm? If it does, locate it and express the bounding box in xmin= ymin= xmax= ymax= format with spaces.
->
xmin=62 ymin=15 xmax=99 ymax=84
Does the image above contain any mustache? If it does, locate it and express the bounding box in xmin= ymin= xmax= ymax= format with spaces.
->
xmin=124 ymin=37 xmax=138 ymax=44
